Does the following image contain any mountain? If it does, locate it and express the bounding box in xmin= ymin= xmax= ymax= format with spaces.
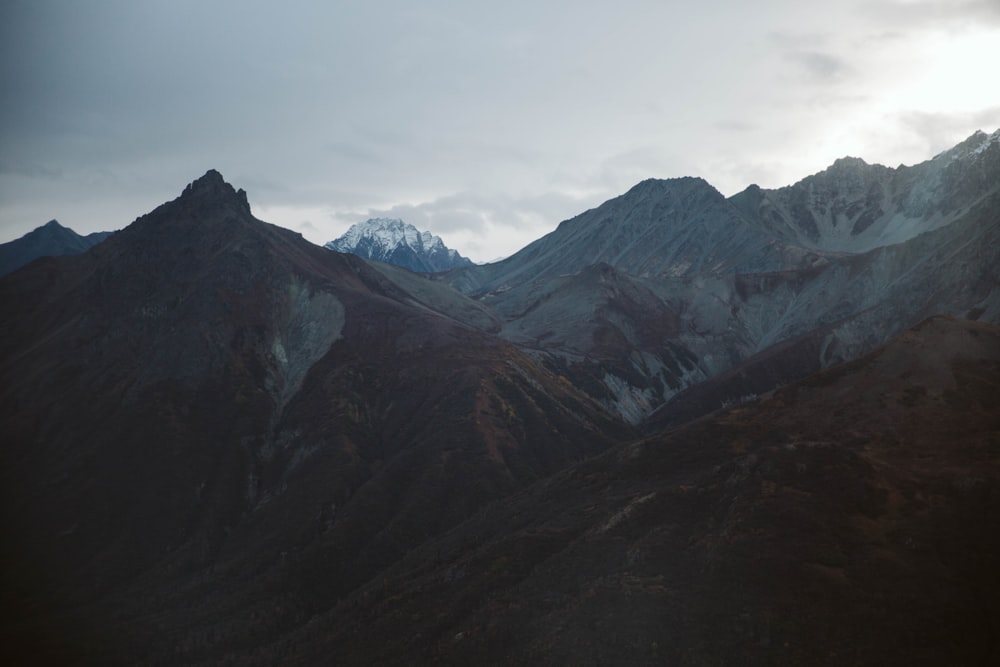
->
xmin=1 ymin=129 xmax=998 ymax=664
xmin=0 ymin=219 xmax=113 ymax=276
xmin=441 ymin=177 xmax=821 ymax=296
xmin=730 ymin=128 xmax=1000 ymax=253
xmin=325 ymin=217 xmax=473 ymax=272
xmin=0 ymin=170 xmax=629 ymax=664
xmin=433 ymin=129 xmax=1000 ymax=423
xmin=280 ymin=316 xmax=1000 ymax=665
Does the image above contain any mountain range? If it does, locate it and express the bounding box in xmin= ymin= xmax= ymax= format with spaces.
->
xmin=1 ymin=130 xmax=998 ymax=665
xmin=439 ymin=128 xmax=999 ymax=422
xmin=325 ymin=217 xmax=473 ymax=272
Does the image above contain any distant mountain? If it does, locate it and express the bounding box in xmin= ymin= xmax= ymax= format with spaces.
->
xmin=0 ymin=219 xmax=113 ymax=276
xmin=325 ymin=217 xmax=473 ymax=272
xmin=730 ymin=128 xmax=1000 ymax=253
xmin=435 ymin=129 xmax=1000 ymax=422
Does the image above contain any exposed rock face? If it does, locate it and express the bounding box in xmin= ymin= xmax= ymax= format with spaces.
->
xmin=325 ymin=217 xmax=473 ymax=272
xmin=733 ymin=128 xmax=1000 ymax=253
xmin=434 ymin=129 xmax=1000 ymax=423
xmin=0 ymin=219 xmax=113 ymax=276
xmin=441 ymin=177 xmax=818 ymax=296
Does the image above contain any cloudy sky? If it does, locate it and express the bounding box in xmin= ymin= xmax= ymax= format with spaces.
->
xmin=2 ymin=0 xmax=999 ymax=261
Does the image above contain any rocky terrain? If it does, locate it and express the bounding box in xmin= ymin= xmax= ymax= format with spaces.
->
xmin=435 ymin=129 xmax=1000 ymax=423
xmin=1 ymin=130 xmax=998 ymax=665
xmin=274 ymin=316 xmax=1000 ymax=666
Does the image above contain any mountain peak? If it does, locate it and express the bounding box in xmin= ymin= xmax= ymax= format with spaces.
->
xmin=831 ymin=155 xmax=869 ymax=168
xmin=325 ymin=218 xmax=472 ymax=273
xmin=179 ymin=169 xmax=251 ymax=214
xmin=621 ymin=177 xmax=726 ymax=209
xmin=0 ymin=219 xmax=112 ymax=277
xmin=933 ymin=128 xmax=1000 ymax=162
xmin=628 ymin=176 xmax=714 ymax=193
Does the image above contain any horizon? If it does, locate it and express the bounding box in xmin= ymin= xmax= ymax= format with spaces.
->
xmin=5 ymin=126 xmax=996 ymax=264
xmin=2 ymin=1 xmax=999 ymax=263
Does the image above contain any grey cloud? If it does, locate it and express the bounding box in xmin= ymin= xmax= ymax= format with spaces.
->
xmin=714 ymin=120 xmax=756 ymax=132
xmin=296 ymin=220 xmax=319 ymax=236
xmin=323 ymin=141 xmax=387 ymax=165
xmin=333 ymin=190 xmax=585 ymax=235
xmin=0 ymin=161 xmax=63 ymax=180
xmin=326 ymin=188 xmax=604 ymax=261
xmin=895 ymin=107 xmax=1000 ymax=155
xmin=768 ymin=31 xmax=833 ymax=49
xmin=783 ymin=51 xmax=851 ymax=83
xmin=1 ymin=1 xmax=995 ymax=252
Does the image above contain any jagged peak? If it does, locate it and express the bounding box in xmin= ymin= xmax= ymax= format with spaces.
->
xmin=938 ymin=127 xmax=1000 ymax=161
xmin=324 ymin=217 xmax=471 ymax=272
xmin=179 ymin=169 xmax=251 ymax=214
xmin=28 ymin=219 xmax=77 ymax=239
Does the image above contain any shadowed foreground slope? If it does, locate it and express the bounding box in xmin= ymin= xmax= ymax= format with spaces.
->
xmin=272 ymin=316 xmax=1000 ymax=666
xmin=0 ymin=172 xmax=630 ymax=665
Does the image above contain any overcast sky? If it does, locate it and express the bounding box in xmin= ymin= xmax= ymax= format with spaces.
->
xmin=2 ymin=0 xmax=999 ymax=261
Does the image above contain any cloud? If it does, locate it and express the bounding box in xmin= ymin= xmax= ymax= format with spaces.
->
xmin=783 ymin=51 xmax=851 ymax=83
xmin=893 ymin=106 xmax=1000 ymax=154
xmin=714 ymin=120 xmax=756 ymax=133
xmin=1 ymin=1 xmax=996 ymax=255
xmin=768 ymin=33 xmax=852 ymax=85
xmin=326 ymin=189 xmax=603 ymax=263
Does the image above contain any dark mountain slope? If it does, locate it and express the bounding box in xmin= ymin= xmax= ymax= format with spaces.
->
xmin=273 ymin=316 xmax=1000 ymax=666
xmin=0 ymin=219 xmax=113 ymax=276
xmin=0 ymin=171 xmax=631 ymax=665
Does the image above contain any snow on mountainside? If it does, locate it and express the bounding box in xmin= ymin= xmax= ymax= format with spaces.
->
xmin=731 ymin=127 xmax=1000 ymax=254
xmin=324 ymin=218 xmax=473 ymax=273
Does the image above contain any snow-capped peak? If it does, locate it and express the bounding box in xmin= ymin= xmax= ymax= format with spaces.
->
xmin=330 ymin=218 xmax=424 ymax=252
xmin=324 ymin=218 xmax=472 ymax=273
xmin=971 ymin=128 xmax=1000 ymax=156
xmin=936 ymin=128 xmax=1000 ymax=163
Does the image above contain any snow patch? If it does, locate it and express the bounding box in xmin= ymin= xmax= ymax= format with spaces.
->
xmin=327 ymin=218 xmax=448 ymax=255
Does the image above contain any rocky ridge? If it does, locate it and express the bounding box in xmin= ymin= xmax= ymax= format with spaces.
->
xmin=430 ymin=129 xmax=1000 ymax=423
